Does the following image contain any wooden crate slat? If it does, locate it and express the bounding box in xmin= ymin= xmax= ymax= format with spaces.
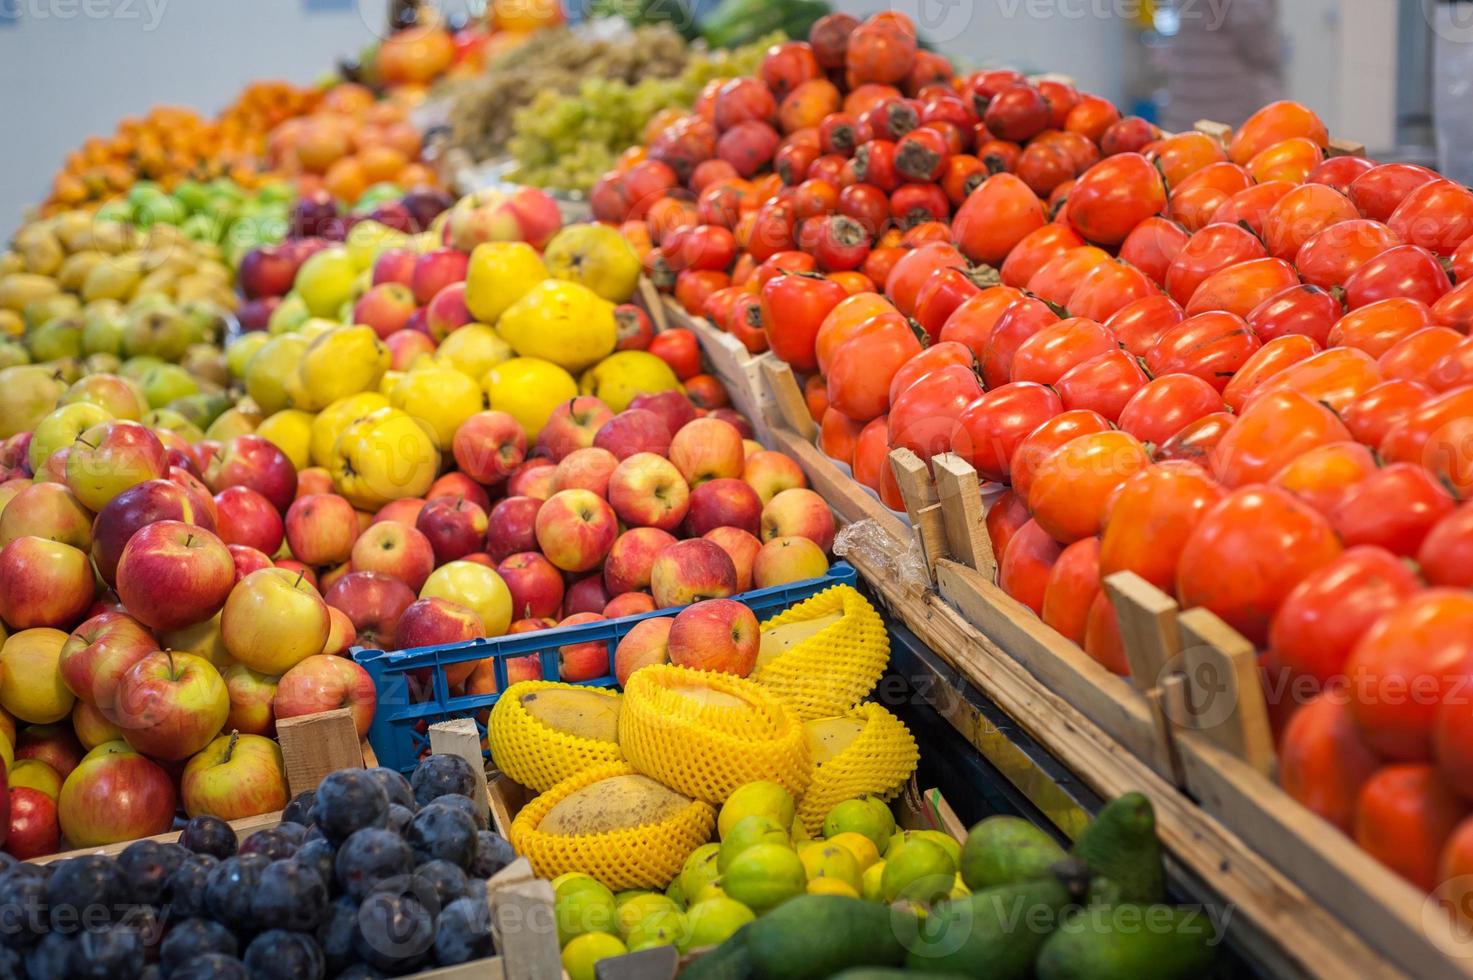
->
xmin=277 ymin=707 xmax=365 ymax=798
xmin=931 ymin=452 xmax=995 ymax=576
xmin=760 ymin=357 xmax=818 ymax=442
xmin=429 ymin=717 xmax=492 ymax=826
xmin=1175 ymin=608 xmax=1277 ymax=778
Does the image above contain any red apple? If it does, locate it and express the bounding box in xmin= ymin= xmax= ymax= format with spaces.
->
xmin=275 ymin=559 xmax=319 ymax=592
xmin=425 ymin=281 xmax=474 ymax=341
xmin=274 ymin=654 xmax=377 ymax=737
xmin=614 ymin=616 xmax=674 ymax=686
xmin=64 ymin=420 xmax=169 ymax=512
xmin=534 ymin=489 xmax=618 ymax=573
xmin=453 ymin=411 xmax=526 ymax=486
xmin=564 ymin=574 xmax=611 ymax=616
xmin=608 ymin=453 xmax=690 ymax=531
xmin=15 ymin=723 xmax=84 ymax=778
xmin=295 ymin=467 xmax=335 ymax=499
xmin=205 ymin=435 xmax=297 ymax=512
xmin=685 ymin=478 xmax=762 ymax=537
xmin=374 ymin=496 xmax=427 ymax=527
xmin=496 ymin=552 xmax=565 ymax=621
xmin=223 ymin=663 xmax=278 ymax=737
xmin=92 ymin=479 xmax=215 ymax=586
xmin=604 ymin=527 xmax=678 ymax=595
xmin=7 ymin=787 xmax=59 ymax=859
xmin=180 ymin=730 xmax=289 ymax=821
xmin=650 ymin=539 xmax=737 ymax=608
xmin=238 ymin=245 xmax=298 ymax=299
xmin=385 ymin=328 xmax=437 ymax=371
xmin=537 ymin=397 xmax=615 ymax=462
xmin=286 ymin=493 xmax=361 ymax=566
xmin=669 ymin=418 xmax=746 ymax=486
xmin=553 ymin=447 xmax=619 ymax=497
xmin=465 ymin=652 xmax=542 ymax=695
xmin=112 ymin=650 xmax=229 ymax=760
xmin=212 ymin=485 xmax=283 ymax=555
xmin=668 ymin=599 xmax=759 ymax=676
xmin=394 ymin=596 xmax=483 ymax=658
xmin=411 ymin=248 xmax=470 ymax=306
xmin=628 ymin=390 xmax=698 ymax=437
xmin=354 ymin=282 xmax=418 ymax=339
xmin=703 ymin=526 xmax=762 ymax=592
xmin=324 ymin=571 xmax=417 ymax=648
xmin=506 ymin=459 xmax=556 ymax=501
xmin=711 ymin=409 xmax=755 ymax=438
xmin=0 ymin=538 xmax=95 ymax=629
xmin=323 ymin=605 xmax=357 ymax=656
xmin=754 ymin=535 xmax=829 ymax=588
xmin=604 ymin=592 xmax=657 ymax=618
xmin=557 ymin=612 xmax=609 ymax=682
xmin=59 ymin=611 xmax=156 ymax=716
xmin=743 ymin=450 xmax=807 ymax=505
xmin=594 ymin=409 xmax=672 ymax=461
xmin=416 ymin=495 xmax=489 ymax=565
xmin=72 ymin=700 xmax=123 ymax=748
xmin=0 ymin=481 xmax=92 ymax=550
xmin=236 ymin=296 xmax=278 ymax=332
xmin=115 ymin=521 xmax=235 ymax=631
xmin=760 ymin=488 xmax=836 ymax=553
xmin=351 ymin=520 xmax=435 ymax=591
xmin=427 ymin=472 xmax=492 ymax=513
xmin=228 ymin=544 xmax=274 ymax=581
xmin=170 ymin=465 xmax=219 ymax=522
xmin=222 ymin=567 xmax=332 ymax=674
xmin=372 ymin=247 xmax=418 ymax=286
xmin=485 ymin=495 xmax=542 ymax=562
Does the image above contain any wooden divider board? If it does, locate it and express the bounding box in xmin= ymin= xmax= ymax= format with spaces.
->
xmin=278 ymin=707 xmax=365 ymax=799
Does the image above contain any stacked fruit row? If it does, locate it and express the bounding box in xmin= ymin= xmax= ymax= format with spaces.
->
xmin=609 ymin=9 xmax=1473 ymax=901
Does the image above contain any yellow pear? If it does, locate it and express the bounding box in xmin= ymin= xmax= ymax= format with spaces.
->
xmin=310 ymin=392 xmax=389 ymax=468
xmin=0 ymin=273 xmax=60 ymax=313
xmin=255 ymin=409 xmax=317 ymax=471
xmin=464 ymin=241 xmax=546 ymax=325
xmin=543 ymin=223 xmax=642 ymax=303
xmin=204 ymin=406 xmax=261 ymax=442
xmin=390 ymin=365 xmax=483 ymax=450
xmin=0 ymin=365 xmax=69 ymax=438
xmin=244 ymin=333 xmax=309 ymax=415
xmin=329 ymin=407 xmax=439 ymax=510
xmin=579 ymin=351 xmax=681 ymax=413
xmin=57 ymin=251 xmax=108 ymax=293
xmin=80 ymin=255 xmax=145 ymax=303
xmin=296 ymin=325 xmax=390 ymax=411
xmin=225 ymin=332 xmax=270 ymax=379
xmin=435 ymin=323 xmax=513 ymax=380
xmin=496 ymin=280 xmax=617 ymax=374
xmin=482 ymin=357 xmax=577 ymax=440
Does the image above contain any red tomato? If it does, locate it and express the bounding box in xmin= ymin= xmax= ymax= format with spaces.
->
xmin=1098 ymin=461 xmax=1224 ymax=592
xmin=1117 ymin=216 xmax=1189 ymax=287
xmin=1246 ymin=283 xmax=1341 ymax=346
xmin=1176 ymin=485 xmax=1342 ymax=646
xmin=1028 ymin=430 xmax=1152 ymax=544
xmin=1378 ymin=327 xmax=1465 ymax=382
xmin=1146 ymin=311 xmax=1262 ymax=393
xmin=1269 ymin=441 xmax=1379 ymax=517
xmin=647 ymin=328 xmax=703 ymax=379
xmin=949 ymin=382 xmax=1063 ymax=482
xmin=1327 ymin=297 xmax=1435 ymax=358
xmin=1348 ymin=162 xmax=1440 ymax=222
xmin=1210 ymin=389 xmax=1350 ymax=488
xmin=1432 ymin=279 xmax=1473 ymax=335
xmin=888 ymin=362 xmax=983 ymax=462
xmin=1270 ymin=546 xmax=1423 ymax=686
xmin=1163 ymin=222 xmax=1267 ymax=306
xmin=827 ymin=317 xmax=924 ymax=420
xmin=1419 ymin=504 xmax=1473 ymax=589
xmin=1105 ymin=294 xmax=1184 ymax=357
xmin=1221 ymin=334 xmax=1322 ymax=412
xmin=1229 ymin=101 xmax=1328 ymax=164
xmin=818 ymin=406 xmax=864 ymax=465
xmin=1280 ymin=692 xmax=1384 ymax=834
xmin=1117 ymin=374 xmax=1224 ymax=446
xmin=951 ymin=172 xmax=1047 ymax=265
xmin=1168 ymin=161 xmax=1253 ymax=232
xmin=981 ymin=295 xmax=1061 ymax=389
xmin=1430 ymin=336 xmax=1473 ymax=392
xmin=1157 ymin=411 xmax=1236 ymax=466
xmin=1342 ymin=379 xmax=1432 ymax=448
xmin=1009 ymin=317 xmax=1115 ymax=386
xmin=884 ymin=241 xmax=966 ymax=317
xmin=1025 ymin=245 xmax=1112 ymax=308
xmin=998 ymin=223 xmax=1085 ymax=289
xmin=1065 ymin=260 xmax=1157 ymax=323
xmin=1348 ymin=591 xmax=1473 ymax=761
xmin=1342 ymin=244 xmax=1453 ymax=311
xmin=760 ymin=272 xmax=849 ymax=372
xmin=1355 ymin=764 xmax=1470 ymax=890
xmin=1388 ymin=179 xmax=1473 ymax=256
xmin=1293 ymin=218 xmax=1403 ymax=290
xmin=1042 ymin=536 xmax=1101 ymax=645
xmin=986 ymin=489 xmax=1031 ymax=562
xmin=1008 ymin=409 xmax=1114 ymax=502
xmin=1054 ymin=350 xmax=1149 ymax=423
xmin=1208 ymin=180 xmax=1295 ymax=236
xmin=1247 ymin=346 xmax=1383 ymax=414
xmin=1330 ymin=462 xmax=1456 ymax=557
xmin=1067 ymin=153 xmax=1167 ymax=246
xmin=999 ymin=519 xmax=1064 ymax=615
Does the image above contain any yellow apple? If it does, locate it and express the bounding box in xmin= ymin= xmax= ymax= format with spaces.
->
xmin=329 ymin=407 xmax=439 ymax=510
xmin=204 ymin=406 xmax=260 ymax=442
xmin=311 ymin=392 xmax=389 ymax=469
xmin=421 ymin=560 xmax=513 ymax=637
xmin=0 ymin=627 xmax=75 ymax=723
xmin=160 ymin=612 xmax=233 ymax=672
xmin=390 ymin=365 xmax=483 ymax=450
xmin=296 ymin=247 xmax=357 ymax=318
xmin=28 ymin=402 xmax=112 ymax=472
xmin=10 ymin=758 xmax=61 ymax=799
xmin=580 ymin=351 xmax=682 ymax=413
xmin=220 ymin=567 xmax=331 ymax=674
xmin=226 ymin=331 xmax=270 ymax=379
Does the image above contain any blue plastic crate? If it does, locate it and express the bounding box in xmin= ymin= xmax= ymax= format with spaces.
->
xmin=354 ymin=563 xmax=857 ymax=774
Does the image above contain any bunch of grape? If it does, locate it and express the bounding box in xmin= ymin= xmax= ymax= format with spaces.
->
xmin=506 ymin=34 xmax=778 ymax=192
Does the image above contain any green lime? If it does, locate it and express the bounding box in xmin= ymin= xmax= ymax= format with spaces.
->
xmin=615 ymin=894 xmax=678 ymax=939
xmin=720 ymin=843 xmax=806 ymax=913
xmin=554 ymin=877 xmax=617 ymax=947
xmin=625 ymin=908 xmax=688 ymax=952
xmin=823 ymin=799 xmax=892 ymax=852
xmin=718 ymin=781 xmax=797 ymax=840
xmin=678 ymin=843 xmax=721 ymax=905
xmin=798 ymin=841 xmax=862 ymax=891
xmin=717 ymin=814 xmax=789 ymax=873
xmin=880 ymin=838 xmax=956 ymax=905
xmin=560 ymin=932 xmax=627 ymax=980
xmin=682 ymin=896 xmax=755 ymax=951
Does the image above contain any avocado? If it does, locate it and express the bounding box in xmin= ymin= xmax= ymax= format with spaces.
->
xmin=960 ymin=815 xmax=1068 ymax=891
xmin=830 ymin=971 xmax=970 ymax=980
xmin=1071 ymin=793 xmax=1166 ymax=904
xmin=1035 ymin=903 xmax=1217 ymax=980
xmin=903 ymin=877 xmax=1073 ymax=977
xmin=746 ymin=895 xmax=910 ymax=980
xmin=681 ymin=924 xmax=755 ymax=980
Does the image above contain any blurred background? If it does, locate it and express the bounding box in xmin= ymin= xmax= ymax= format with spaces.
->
xmin=0 ymin=0 xmax=1454 ymax=228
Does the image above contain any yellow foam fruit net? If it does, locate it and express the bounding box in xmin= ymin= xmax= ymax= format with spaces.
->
xmin=486 ymin=680 xmax=626 ymax=793
xmin=510 ymin=761 xmax=716 ymax=891
xmin=618 ymin=664 xmax=811 ymax=804
xmin=753 ymin=584 xmax=890 ymax=721
xmin=796 ymin=701 xmax=920 ymax=834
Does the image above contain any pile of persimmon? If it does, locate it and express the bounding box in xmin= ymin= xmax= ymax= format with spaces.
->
xmin=598 ymin=15 xmax=1473 ymax=902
